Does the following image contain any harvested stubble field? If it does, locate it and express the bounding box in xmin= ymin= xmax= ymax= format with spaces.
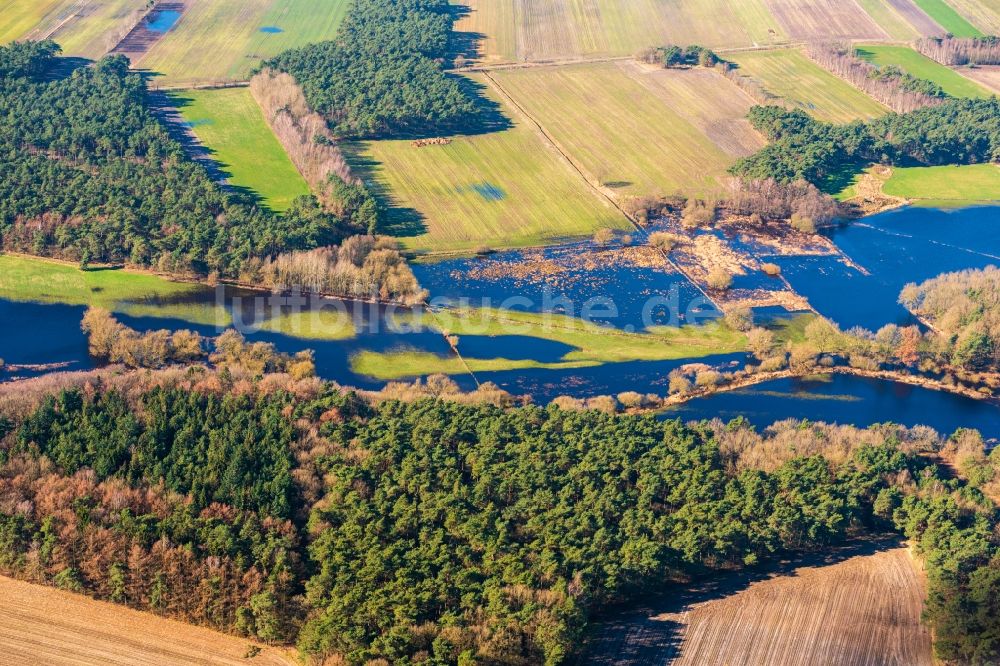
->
xmin=943 ymin=0 xmax=1000 ymax=33
xmin=454 ymin=0 xmax=784 ymax=63
xmin=491 ymin=62 xmax=761 ymax=201
xmin=137 ymin=0 xmax=348 ymax=87
xmin=857 ymin=44 xmax=992 ymax=98
xmin=881 ymin=0 xmax=947 ymax=37
xmin=0 ymin=0 xmax=68 ymax=43
xmin=765 ymin=0 xmax=888 ymax=40
xmin=48 ymin=0 xmax=149 ymax=59
xmin=727 ymin=48 xmax=890 ymax=123
xmin=855 ymin=0 xmax=923 ymax=40
xmin=0 ymin=576 xmax=295 ymax=665
xmin=354 ymin=74 xmax=627 ymax=254
xmin=954 ymin=64 xmax=1000 ymax=95
xmin=585 ymin=541 xmax=932 ymax=666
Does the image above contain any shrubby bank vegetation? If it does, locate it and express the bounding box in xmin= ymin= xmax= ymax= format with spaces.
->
xmin=0 ymin=366 xmax=997 ymax=664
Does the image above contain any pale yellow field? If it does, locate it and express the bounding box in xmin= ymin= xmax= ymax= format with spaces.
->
xmin=0 ymin=576 xmax=296 ymax=665
xmin=51 ymin=0 xmax=148 ymax=59
xmin=944 ymin=0 xmax=1000 ymax=33
xmin=855 ymin=0 xmax=922 ymax=40
xmin=0 ymin=0 xmax=67 ymax=43
xmin=585 ymin=543 xmax=931 ymax=665
xmin=354 ymin=74 xmax=627 ymax=254
xmin=492 ymin=62 xmax=765 ymax=200
xmin=727 ymin=48 xmax=890 ymax=123
xmin=136 ymin=0 xmax=349 ymax=87
xmin=766 ymin=0 xmax=889 ymax=39
xmin=455 ymin=0 xmax=786 ymax=63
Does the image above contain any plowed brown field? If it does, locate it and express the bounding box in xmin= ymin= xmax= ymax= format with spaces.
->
xmin=584 ymin=539 xmax=931 ymax=666
xmin=0 ymin=576 xmax=296 ymax=665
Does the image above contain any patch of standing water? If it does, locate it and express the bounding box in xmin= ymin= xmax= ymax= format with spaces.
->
xmin=145 ymin=10 xmax=182 ymax=33
xmin=411 ymin=238 xmax=719 ymax=332
xmin=664 ymin=373 xmax=1000 ymax=438
xmin=780 ymin=206 xmax=1000 ymax=331
xmin=259 ymin=26 xmax=283 ymax=34
xmin=470 ymin=183 xmax=505 ymax=201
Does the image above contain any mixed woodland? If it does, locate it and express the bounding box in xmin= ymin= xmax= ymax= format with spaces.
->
xmin=0 ymin=368 xmax=998 ymax=665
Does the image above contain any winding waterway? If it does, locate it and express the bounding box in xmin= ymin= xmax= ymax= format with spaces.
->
xmin=3 ymin=206 xmax=1000 ymax=436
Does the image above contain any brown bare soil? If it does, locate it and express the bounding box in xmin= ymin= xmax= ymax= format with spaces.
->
xmin=766 ymin=0 xmax=888 ymax=40
xmin=885 ymin=0 xmax=947 ymax=36
xmin=0 ymin=576 xmax=296 ymax=665
xmin=584 ymin=539 xmax=931 ymax=666
xmin=960 ymin=65 xmax=1000 ymax=94
xmin=112 ymin=1 xmax=187 ymax=61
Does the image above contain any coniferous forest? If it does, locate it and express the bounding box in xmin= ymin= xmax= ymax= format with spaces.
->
xmin=0 ymin=371 xmax=997 ymax=664
xmin=0 ymin=41 xmax=362 ymax=276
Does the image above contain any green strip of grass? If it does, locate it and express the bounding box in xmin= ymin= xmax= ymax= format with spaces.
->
xmin=170 ymin=88 xmax=310 ymax=212
xmin=883 ymin=164 xmax=1000 ymax=203
xmin=353 ymin=307 xmax=747 ymax=380
xmin=856 ymin=45 xmax=991 ymax=99
xmin=259 ymin=309 xmax=357 ymax=341
xmin=0 ymin=254 xmax=230 ymax=327
xmin=911 ymin=0 xmax=983 ymax=37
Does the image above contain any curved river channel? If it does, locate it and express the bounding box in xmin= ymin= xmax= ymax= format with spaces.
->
xmin=2 ymin=205 xmax=1000 ymax=437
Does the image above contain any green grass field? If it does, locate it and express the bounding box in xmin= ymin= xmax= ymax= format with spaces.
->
xmin=491 ymin=63 xmax=755 ymax=202
xmin=856 ymin=45 xmax=991 ymax=99
xmin=911 ymin=0 xmax=983 ymax=36
xmin=354 ymin=74 xmax=627 ymax=254
xmin=171 ymin=88 xmax=309 ymax=211
xmin=727 ymin=49 xmax=889 ymax=123
xmin=352 ymin=307 xmax=747 ymax=380
xmin=138 ymin=0 xmax=349 ymax=87
xmin=0 ymin=254 xmax=229 ymax=326
xmin=882 ymin=164 xmax=1000 ymax=204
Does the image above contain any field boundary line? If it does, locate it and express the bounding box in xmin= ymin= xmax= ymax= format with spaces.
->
xmin=480 ymin=70 xmax=721 ymax=310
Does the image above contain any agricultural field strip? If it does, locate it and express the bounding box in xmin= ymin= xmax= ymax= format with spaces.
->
xmin=0 ymin=576 xmax=294 ymax=665
xmin=765 ymin=0 xmax=889 ymax=41
xmin=727 ymin=48 xmax=891 ymax=123
xmin=943 ymin=0 xmax=1000 ymax=33
xmin=856 ymin=44 xmax=993 ymax=98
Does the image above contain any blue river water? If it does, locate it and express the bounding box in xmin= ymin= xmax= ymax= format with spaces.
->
xmin=3 ymin=206 xmax=1000 ymax=436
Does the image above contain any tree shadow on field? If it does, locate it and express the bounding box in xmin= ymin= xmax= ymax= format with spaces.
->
xmin=579 ymin=534 xmax=908 ymax=665
xmin=339 ymin=142 xmax=427 ymax=240
xmin=148 ymin=91 xmax=271 ymax=210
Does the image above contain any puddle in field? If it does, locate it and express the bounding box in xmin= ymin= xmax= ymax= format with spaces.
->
xmin=471 ymin=183 xmax=505 ymax=201
xmin=183 ymin=119 xmax=213 ymax=129
xmin=259 ymin=26 xmax=283 ymax=34
xmin=146 ymin=9 xmax=182 ymax=33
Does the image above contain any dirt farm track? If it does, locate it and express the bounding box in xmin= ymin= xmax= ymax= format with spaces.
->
xmin=0 ymin=576 xmax=295 ymax=665
xmin=583 ymin=538 xmax=932 ymax=666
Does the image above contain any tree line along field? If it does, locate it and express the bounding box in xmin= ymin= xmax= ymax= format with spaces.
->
xmin=0 ymin=576 xmax=295 ymax=666
xmin=352 ymin=74 xmax=629 ymax=255
xmin=857 ymin=44 xmax=993 ymax=98
xmin=585 ymin=543 xmax=931 ymax=665
xmin=726 ymin=48 xmax=890 ymax=123
xmin=170 ymin=87 xmax=310 ymax=212
xmin=489 ymin=62 xmax=764 ymax=202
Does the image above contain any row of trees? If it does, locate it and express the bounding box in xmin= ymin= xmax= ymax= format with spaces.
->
xmin=731 ymin=98 xmax=1000 ymax=184
xmin=806 ymin=42 xmax=945 ymax=113
xmin=249 ymin=69 xmax=381 ymax=233
xmin=0 ymin=41 xmax=369 ymax=277
xmin=0 ymin=371 xmax=997 ymax=663
xmin=916 ymin=36 xmax=1000 ymax=66
xmin=265 ymin=0 xmax=477 ymax=138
